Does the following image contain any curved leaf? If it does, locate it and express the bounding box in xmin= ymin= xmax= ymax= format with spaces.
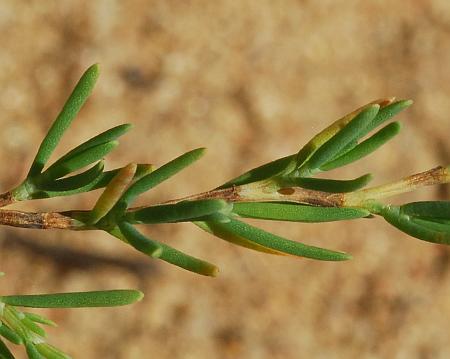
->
xmin=0 ymin=337 xmax=14 ymax=359
xmin=118 ymin=221 xmax=162 ymax=258
xmin=28 ymin=64 xmax=100 ymax=176
xmin=200 ymin=217 xmax=351 ymax=261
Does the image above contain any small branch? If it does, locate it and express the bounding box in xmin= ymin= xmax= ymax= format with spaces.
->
xmin=344 ymin=166 xmax=450 ymax=206
xmin=0 ymin=210 xmax=80 ymax=230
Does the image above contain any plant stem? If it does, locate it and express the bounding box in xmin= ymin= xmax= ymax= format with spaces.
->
xmin=0 ymin=210 xmax=81 ymax=230
xmin=344 ymin=166 xmax=450 ymax=206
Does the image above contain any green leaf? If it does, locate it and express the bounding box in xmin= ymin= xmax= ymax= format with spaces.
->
xmin=200 ymin=218 xmax=351 ymax=261
xmin=111 ymin=225 xmax=218 ymax=276
xmin=218 ymin=155 xmax=296 ymax=189
xmin=119 ymin=148 xmax=206 ymax=207
xmin=35 ymin=343 xmax=70 ymax=359
xmin=158 ymin=243 xmax=219 ymax=276
xmin=0 ymin=290 xmax=143 ymax=308
xmin=38 ymin=161 xmax=105 ymax=192
xmin=400 ymin=201 xmax=450 ymax=220
xmin=25 ymin=341 xmax=44 ymax=359
xmin=28 ymin=64 xmax=100 ymax=176
xmin=54 ymin=124 xmax=132 ymax=165
xmin=304 ymin=105 xmax=380 ymax=173
xmin=362 ymin=99 xmax=412 ymax=136
xmin=23 ymin=313 xmax=56 ymax=327
xmin=321 ymin=122 xmax=401 ymax=171
xmin=0 ymin=324 xmax=22 ymax=345
xmin=118 ymin=222 xmax=162 ymax=258
xmin=381 ymin=205 xmax=450 ymax=244
xmin=196 ymin=221 xmax=286 ymax=254
xmin=126 ymin=200 xmax=232 ymax=224
xmin=41 ymin=141 xmax=118 ymax=180
xmin=89 ymin=164 xmax=137 ymax=224
xmin=20 ymin=318 xmax=45 ymax=338
xmin=281 ymin=173 xmax=373 ymax=193
xmin=232 ymin=202 xmax=370 ymax=222
xmin=0 ymin=337 xmax=14 ymax=359
xmin=31 ymin=164 xmax=152 ymax=199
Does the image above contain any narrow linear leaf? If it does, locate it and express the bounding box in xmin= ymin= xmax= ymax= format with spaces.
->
xmin=110 ymin=227 xmax=218 ymax=276
xmin=126 ymin=200 xmax=232 ymax=224
xmin=381 ymin=205 xmax=450 ymax=244
xmin=0 ymin=324 xmax=22 ymax=345
xmin=202 ymin=218 xmax=351 ymax=261
xmin=321 ymin=121 xmax=401 ymax=171
xmin=362 ymin=99 xmax=412 ymax=136
xmin=0 ymin=338 xmax=14 ymax=359
xmin=400 ymin=201 xmax=450 ymax=220
xmin=23 ymin=313 xmax=56 ymax=327
xmin=35 ymin=343 xmax=70 ymax=359
xmin=28 ymin=64 xmax=100 ymax=176
xmin=54 ymin=124 xmax=132 ymax=164
xmin=42 ymin=141 xmax=118 ymax=180
xmin=38 ymin=161 xmax=104 ymax=192
xmin=20 ymin=318 xmax=45 ymax=338
xmin=218 ymin=155 xmax=296 ymax=189
xmin=295 ymin=98 xmax=394 ymax=170
xmin=89 ymin=164 xmax=137 ymax=224
xmin=30 ymin=164 xmax=152 ymax=199
xmin=120 ymin=148 xmax=206 ymax=207
xmin=25 ymin=341 xmax=44 ymax=359
xmin=157 ymin=242 xmax=219 ymax=276
xmin=118 ymin=222 xmax=162 ymax=258
xmin=0 ymin=290 xmax=143 ymax=308
xmin=196 ymin=221 xmax=285 ymax=255
xmin=232 ymin=202 xmax=370 ymax=222
xmin=305 ymin=105 xmax=380 ymax=172
xmin=281 ymin=173 xmax=373 ymax=193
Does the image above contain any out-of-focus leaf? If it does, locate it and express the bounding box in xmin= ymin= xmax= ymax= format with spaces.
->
xmin=28 ymin=64 xmax=99 ymax=176
xmin=0 ymin=337 xmax=14 ymax=359
xmin=35 ymin=343 xmax=70 ymax=359
xmin=23 ymin=313 xmax=56 ymax=327
xmin=232 ymin=202 xmax=370 ymax=222
xmin=0 ymin=324 xmax=22 ymax=345
xmin=25 ymin=341 xmax=44 ymax=359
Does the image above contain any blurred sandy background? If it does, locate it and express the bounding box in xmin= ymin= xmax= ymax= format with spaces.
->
xmin=0 ymin=1 xmax=449 ymax=358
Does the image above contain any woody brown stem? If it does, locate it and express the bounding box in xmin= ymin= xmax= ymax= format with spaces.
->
xmin=0 ymin=210 xmax=80 ymax=230
xmin=0 ymin=191 xmax=14 ymax=208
